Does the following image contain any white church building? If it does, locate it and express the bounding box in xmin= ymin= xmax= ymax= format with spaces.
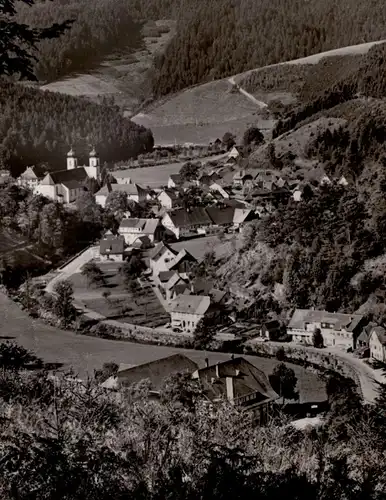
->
xmin=34 ymin=148 xmax=101 ymax=203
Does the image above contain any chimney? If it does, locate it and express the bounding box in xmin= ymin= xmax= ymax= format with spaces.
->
xmin=205 ymin=357 xmax=209 ymax=368
xmin=225 ymin=376 xmax=234 ymax=402
xmin=215 ymin=363 xmax=220 ymax=378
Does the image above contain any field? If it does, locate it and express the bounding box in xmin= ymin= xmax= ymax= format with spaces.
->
xmin=113 ymin=161 xmax=184 ymax=188
xmin=69 ymin=262 xmax=169 ymax=328
xmin=41 ymin=20 xmax=176 ymax=116
xmin=131 ymin=78 xmax=274 ymax=145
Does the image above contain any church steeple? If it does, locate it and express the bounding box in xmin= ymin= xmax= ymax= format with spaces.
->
xmin=86 ymin=147 xmax=100 ymax=180
xmin=67 ymin=148 xmax=78 ymax=170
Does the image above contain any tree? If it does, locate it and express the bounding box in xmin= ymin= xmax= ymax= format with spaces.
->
xmin=179 ymin=161 xmax=200 ymax=183
xmin=0 ymin=0 xmax=72 ymax=79
xmin=81 ymin=261 xmax=106 ymax=288
xmin=269 ymin=363 xmax=298 ymax=403
xmin=53 ymin=279 xmax=76 ymax=325
xmin=222 ymin=132 xmax=236 ymax=151
xmin=0 ymin=341 xmax=41 ymax=370
xmin=312 ymin=327 xmax=324 ymax=348
xmin=194 ymin=316 xmax=215 ymax=349
xmin=276 ymin=347 xmax=286 ymax=361
xmin=243 ymin=126 xmax=264 ymax=147
xmin=120 ymin=254 xmax=145 ymax=282
xmin=94 ymin=362 xmax=119 ymax=383
xmin=105 ymin=191 xmax=129 ymax=216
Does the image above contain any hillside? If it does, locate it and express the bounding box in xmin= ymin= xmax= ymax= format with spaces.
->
xmin=152 ymin=0 xmax=386 ymax=96
xmin=0 ymin=82 xmax=153 ymax=177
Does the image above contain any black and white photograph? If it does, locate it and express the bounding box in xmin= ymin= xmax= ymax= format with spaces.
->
xmin=1 ymin=0 xmax=386 ymax=498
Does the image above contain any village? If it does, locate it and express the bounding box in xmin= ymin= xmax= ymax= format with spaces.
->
xmin=10 ymin=136 xmax=385 ymax=375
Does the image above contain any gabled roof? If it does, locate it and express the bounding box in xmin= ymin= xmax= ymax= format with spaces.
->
xmin=158 ymin=270 xmax=176 ymax=283
xmin=95 ymin=184 xmax=146 ymax=197
xmin=169 ymin=295 xmax=211 ymax=315
xmin=169 ymin=174 xmax=182 ymax=184
xmin=164 ymin=208 xmax=212 ymax=228
xmin=158 ymin=189 xmax=179 ymax=201
xmin=61 ymin=179 xmax=84 ymax=190
xmin=100 ymin=235 xmax=125 ymax=255
xmin=233 ymin=208 xmax=253 ymax=225
xmin=102 ymin=354 xmax=199 ymax=390
xmin=205 ymin=207 xmax=235 ymax=226
xmin=193 ymin=357 xmax=278 ymax=404
xmin=20 ymin=165 xmax=46 ymax=180
xmin=168 ymin=249 xmax=197 ymax=270
xmin=149 ymin=241 xmax=177 ymax=261
xmin=119 ymin=218 xmax=160 ymax=235
xmin=45 ymin=167 xmax=88 ymax=185
xmin=370 ymin=326 xmax=386 ymax=345
xmin=288 ymin=309 xmax=364 ymax=332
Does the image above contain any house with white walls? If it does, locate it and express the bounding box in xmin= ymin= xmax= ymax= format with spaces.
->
xmin=118 ymin=218 xmax=163 ymax=246
xmin=149 ymin=242 xmax=179 ymax=276
xmin=95 ymin=183 xmax=147 ymax=208
xmin=369 ymin=327 xmax=386 ymax=362
xmin=169 ymin=294 xmax=211 ymax=332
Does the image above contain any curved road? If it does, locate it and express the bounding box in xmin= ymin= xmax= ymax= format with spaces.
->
xmin=228 ymin=77 xmax=268 ymax=109
xmin=1 ymin=292 xmax=326 ymax=402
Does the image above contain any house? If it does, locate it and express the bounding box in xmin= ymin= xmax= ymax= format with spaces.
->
xmin=169 ymin=294 xmax=211 ymax=332
xmin=155 ymin=271 xmax=190 ymax=300
xmin=95 ymin=183 xmax=147 ymax=208
xmin=102 ymin=354 xmax=199 ymax=391
xmin=369 ymin=327 xmax=386 ymax=362
xmin=35 ymin=149 xmax=101 ymax=203
xmin=17 ymin=165 xmax=46 ymax=190
xmin=205 ymin=207 xmax=235 ymax=233
xmin=233 ymin=208 xmax=254 ymax=229
xmin=119 ymin=218 xmax=163 ymax=245
xmin=167 ymin=248 xmax=197 ymax=274
xmin=213 ymin=138 xmax=223 ymax=151
xmin=261 ymin=319 xmax=285 ymax=340
xmin=228 ymin=146 xmax=240 ymax=160
xmin=232 ymin=170 xmax=253 ymax=188
xmin=162 ymin=208 xmax=212 ymax=239
xmin=99 ymin=235 xmax=125 ymax=262
xmin=157 ymin=189 xmax=180 ymax=209
xmin=288 ymin=309 xmax=366 ymax=348
xmin=191 ymin=357 xmax=278 ymax=423
xmin=209 ymin=182 xmax=230 ymax=199
xmin=149 ymin=242 xmax=179 ymax=276
xmin=168 ymin=174 xmax=182 ymax=189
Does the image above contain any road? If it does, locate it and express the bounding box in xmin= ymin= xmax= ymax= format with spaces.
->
xmin=0 ymin=291 xmax=326 ymax=403
xmin=228 ymin=77 xmax=268 ymax=109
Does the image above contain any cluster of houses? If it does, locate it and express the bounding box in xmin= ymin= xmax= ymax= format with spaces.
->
xmin=102 ymin=353 xmax=279 ymax=423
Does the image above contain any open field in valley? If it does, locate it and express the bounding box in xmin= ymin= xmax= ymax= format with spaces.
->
xmin=0 ymin=291 xmax=327 ymax=401
xmin=113 ymin=161 xmax=184 ymax=188
xmin=68 ymin=262 xmax=169 ymax=328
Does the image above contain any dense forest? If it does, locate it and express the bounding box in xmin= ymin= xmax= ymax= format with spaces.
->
xmin=1 ymin=341 xmax=386 ymax=499
xmin=0 ymin=82 xmax=154 ymax=176
xmin=152 ymin=0 xmax=386 ymax=96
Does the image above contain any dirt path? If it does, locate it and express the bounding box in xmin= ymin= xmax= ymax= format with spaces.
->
xmin=228 ymin=76 xmax=268 ymax=109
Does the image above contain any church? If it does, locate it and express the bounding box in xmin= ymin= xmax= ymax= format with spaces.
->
xmin=34 ymin=148 xmax=101 ymax=203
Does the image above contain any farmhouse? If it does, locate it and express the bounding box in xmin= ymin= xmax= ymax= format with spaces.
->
xmin=162 ymin=208 xmax=212 ymax=239
xmin=102 ymin=354 xmax=199 ymax=391
xmin=119 ymin=218 xmax=163 ymax=246
xmin=99 ymin=235 xmax=125 ymax=262
xmin=169 ymin=294 xmax=211 ymax=332
xmin=191 ymin=357 xmax=278 ymax=423
xmin=95 ymin=183 xmax=147 ymax=208
xmin=157 ymin=189 xmax=180 ymax=209
xmin=369 ymin=326 xmax=386 ymax=362
xmin=205 ymin=207 xmax=235 ymax=232
xmin=17 ymin=165 xmax=46 ymax=190
xmin=288 ymin=309 xmax=366 ymax=348
xmin=149 ymin=242 xmax=179 ymax=276
xmin=35 ymin=149 xmax=100 ymax=203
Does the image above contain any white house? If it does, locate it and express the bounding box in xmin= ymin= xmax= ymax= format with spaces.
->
xmin=149 ymin=242 xmax=179 ymax=276
xmin=369 ymin=327 xmax=386 ymax=362
xmin=169 ymin=294 xmax=211 ymax=332
xmin=118 ymin=218 xmax=163 ymax=246
xmin=209 ymin=182 xmax=230 ymax=199
xmin=99 ymin=235 xmax=125 ymax=262
xmin=338 ymin=175 xmax=349 ymax=186
xmin=161 ymin=208 xmax=212 ymax=239
xmin=34 ymin=149 xmax=100 ymax=203
xmin=95 ymin=183 xmax=147 ymax=208
xmin=288 ymin=309 xmax=365 ymax=348
xmin=228 ymin=146 xmax=240 ymax=160
xmin=157 ymin=189 xmax=179 ymax=209
xmin=17 ymin=165 xmax=46 ymax=190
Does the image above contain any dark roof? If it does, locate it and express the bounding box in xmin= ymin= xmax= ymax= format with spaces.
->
xmin=169 ymin=174 xmax=182 ymax=184
xmin=206 ymin=207 xmax=235 ymax=225
xmin=20 ymin=165 xmax=46 ymax=179
xmin=62 ymin=179 xmax=84 ymax=190
xmin=149 ymin=242 xmax=177 ymax=261
xmin=100 ymin=236 xmax=125 ymax=255
xmin=158 ymin=271 xmax=176 ymax=282
xmin=222 ymin=199 xmax=248 ymax=209
xmin=114 ymin=354 xmax=199 ymax=391
xmin=195 ymin=357 xmax=278 ymax=405
xmin=167 ymin=208 xmax=212 ymax=228
xmin=48 ymin=167 xmax=88 ymax=184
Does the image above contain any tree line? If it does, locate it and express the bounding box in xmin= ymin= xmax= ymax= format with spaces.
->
xmin=0 ymin=82 xmax=154 ymax=177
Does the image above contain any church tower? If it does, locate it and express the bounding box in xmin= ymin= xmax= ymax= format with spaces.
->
xmin=86 ymin=147 xmax=100 ymax=180
xmin=67 ymin=148 xmax=78 ymax=170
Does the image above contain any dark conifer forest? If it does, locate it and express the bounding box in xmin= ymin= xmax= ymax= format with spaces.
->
xmin=0 ymin=82 xmax=154 ymax=176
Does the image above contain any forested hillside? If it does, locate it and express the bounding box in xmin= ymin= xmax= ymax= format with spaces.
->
xmin=152 ymin=0 xmax=386 ymax=96
xmin=0 ymin=82 xmax=154 ymax=176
